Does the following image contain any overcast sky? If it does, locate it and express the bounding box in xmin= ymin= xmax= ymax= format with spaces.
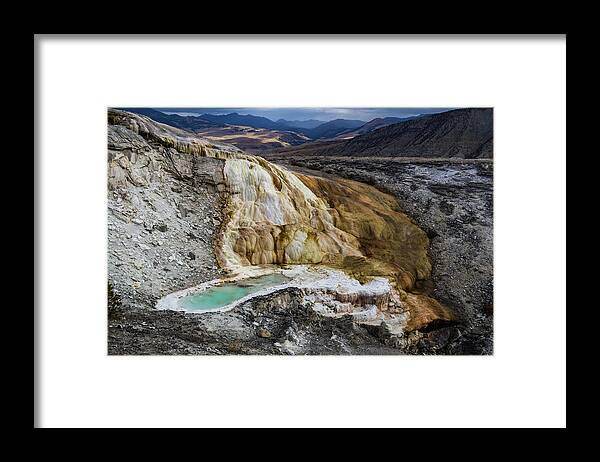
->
xmin=159 ymin=107 xmax=454 ymax=122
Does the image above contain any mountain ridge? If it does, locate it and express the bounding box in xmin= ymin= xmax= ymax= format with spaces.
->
xmin=302 ymin=118 xmax=366 ymax=139
xmin=345 ymin=108 xmax=493 ymax=158
xmin=335 ymin=116 xmax=422 ymax=139
xmin=276 ymin=118 xmax=325 ymax=130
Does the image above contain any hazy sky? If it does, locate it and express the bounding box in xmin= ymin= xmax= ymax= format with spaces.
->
xmin=160 ymin=107 xmax=453 ymax=122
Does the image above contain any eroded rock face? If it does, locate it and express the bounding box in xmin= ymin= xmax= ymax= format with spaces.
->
xmin=218 ymin=156 xmax=364 ymax=269
xmin=216 ymin=144 xmax=435 ymax=298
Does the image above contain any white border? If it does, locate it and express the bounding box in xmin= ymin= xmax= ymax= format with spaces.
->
xmin=36 ymin=36 xmax=566 ymax=428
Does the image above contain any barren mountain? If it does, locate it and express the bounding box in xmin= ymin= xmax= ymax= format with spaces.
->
xmin=270 ymin=108 xmax=493 ymax=158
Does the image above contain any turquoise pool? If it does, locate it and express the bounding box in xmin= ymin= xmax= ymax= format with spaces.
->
xmin=177 ymin=273 xmax=291 ymax=311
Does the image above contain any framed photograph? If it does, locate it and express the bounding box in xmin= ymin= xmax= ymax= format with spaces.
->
xmin=35 ymin=34 xmax=566 ymax=428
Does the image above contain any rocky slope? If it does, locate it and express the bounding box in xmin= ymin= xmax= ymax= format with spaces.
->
xmin=109 ymin=288 xmax=417 ymax=355
xmin=107 ymin=109 xmax=491 ymax=355
xmin=266 ymin=155 xmax=494 ymax=354
xmin=107 ymin=113 xmax=234 ymax=310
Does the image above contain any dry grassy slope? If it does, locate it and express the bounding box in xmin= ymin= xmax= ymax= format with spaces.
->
xmin=191 ymin=125 xmax=310 ymax=152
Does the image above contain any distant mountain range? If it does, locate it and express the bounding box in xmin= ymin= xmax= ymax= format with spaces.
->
xmin=197 ymin=112 xmax=284 ymax=130
xmin=267 ymin=108 xmax=493 ymax=159
xmin=115 ymin=108 xmax=491 ymax=158
xmin=119 ymin=108 xmax=222 ymax=131
xmin=119 ymin=108 xmax=370 ymax=141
